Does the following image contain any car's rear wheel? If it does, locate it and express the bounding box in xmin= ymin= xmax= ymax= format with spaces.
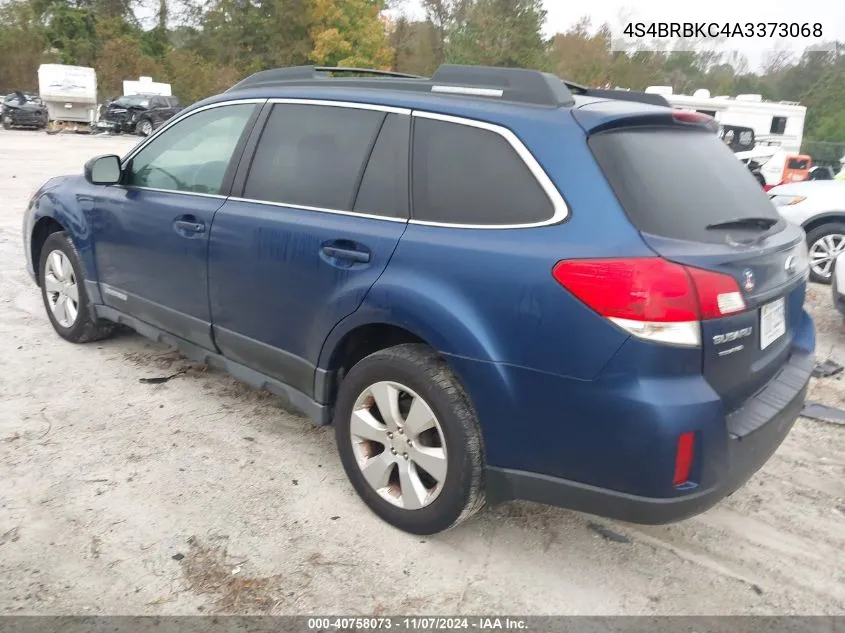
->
xmin=806 ymin=222 xmax=845 ymax=284
xmin=39 ymin=231 xmax=115 ymax=343
xmin=334 ymin=344 xmax=485 ymax=535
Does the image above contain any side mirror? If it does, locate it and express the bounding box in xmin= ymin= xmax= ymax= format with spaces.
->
xmin=84 ymin=154 xmax=122 ymax=185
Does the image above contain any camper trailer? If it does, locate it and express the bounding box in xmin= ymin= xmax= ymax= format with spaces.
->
xmin=37 ymin=64 xmax=97 ymax=132
xmin=646 ymin=86 xmax=807 ymax=186
xmin=122 ymin=76 xmax=173 ymax=97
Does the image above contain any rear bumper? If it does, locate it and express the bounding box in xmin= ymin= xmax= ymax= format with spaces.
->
xmin=486 ymin=349 xmax=810 ymax=523
xmin=447 ymin=308 xmax=814 ymax=524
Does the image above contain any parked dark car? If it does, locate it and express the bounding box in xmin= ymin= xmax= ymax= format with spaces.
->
xmin=22 ymin=64 xmax=815 ymax=535
xmin=2 ymin=91 xmax=49 ymax=130
xmin=98 ymin=94 xmax=182 ymax=136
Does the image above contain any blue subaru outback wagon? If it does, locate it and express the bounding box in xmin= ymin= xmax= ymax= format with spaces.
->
xmin=22 ymin=65 xmax=815 ymax=534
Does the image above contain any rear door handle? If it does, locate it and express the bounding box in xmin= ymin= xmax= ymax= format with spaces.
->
xmin=321 ymin=246 xmax=370 ymax=263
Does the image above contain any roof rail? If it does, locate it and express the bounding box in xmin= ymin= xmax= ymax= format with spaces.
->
xmin=226 ymin=63 xmax=671 ymax=109
xmin=429 ymin=64 xmax=575 ymax=106
xmin=227 ymin=65 xmax=426 ymax=92
xmin=228 ymin=63 xmax=576 ymax=107
xmin=562 ymin=80 xmax=670 ymax=107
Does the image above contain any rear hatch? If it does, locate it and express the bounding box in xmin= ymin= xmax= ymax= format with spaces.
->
xmin=577 ymin=108 xmax=809 ymax=412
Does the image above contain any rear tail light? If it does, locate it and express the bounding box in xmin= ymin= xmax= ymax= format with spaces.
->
xmin=552 ymin=257 xmax=746 ymax=347
xmin=673 ymin=431 xmax=696 ymax=486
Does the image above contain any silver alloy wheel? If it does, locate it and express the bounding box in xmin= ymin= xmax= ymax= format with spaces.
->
xmin=809 ymin=234 xmax=845 ymax=278
xmin=43 ymin=249 xmax=79 ymax=328
xmin=140 ymin=120 xmax=152 ymax=136
xmin=350 ymin=381 xmax=448 ymax=510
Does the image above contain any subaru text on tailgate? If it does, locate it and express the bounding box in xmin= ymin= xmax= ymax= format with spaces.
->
xmin=22 ymin=64 xmax=815 ymax=535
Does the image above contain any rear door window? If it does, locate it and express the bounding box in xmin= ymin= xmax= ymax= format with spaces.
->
xmin=411 ymin=117 xmax=555 ymax=226
xmin=353 ymin=113 xmax=410 ymax=218
xmin=589 ymin=128 xmax=781 ymax=244
xmin=243 ymin=103 xmax=386 ymax=211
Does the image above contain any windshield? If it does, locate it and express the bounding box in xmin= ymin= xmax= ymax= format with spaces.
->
xmin=114 ymin=96 xmax=150 ymax=108
xmin=5 ymin=93 xmax=41 ymax=105
xmin=590 ymin=127 xmax=781 ymax=244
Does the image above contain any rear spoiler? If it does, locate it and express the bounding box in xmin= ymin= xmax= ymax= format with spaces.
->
xmin=562 ymin=82 xmax=671 ymax=108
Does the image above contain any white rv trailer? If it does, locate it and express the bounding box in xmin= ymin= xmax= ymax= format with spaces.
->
xmin=37 ymin=64 xmax=98 ymax=132
xmin=645 ymin=86 xmax=807 ymax=186
xmin=122 ymin=76 xmax=172 ymax=97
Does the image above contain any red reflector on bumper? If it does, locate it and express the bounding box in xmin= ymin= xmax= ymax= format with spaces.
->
xmin=673 ymin=431 xmax=695 ymax=486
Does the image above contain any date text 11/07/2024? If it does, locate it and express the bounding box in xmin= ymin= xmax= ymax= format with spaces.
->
xmin=307 ymin=617 xmax=528 ymax=631
xmin=623 ymin=22 xmax=823 ymax=39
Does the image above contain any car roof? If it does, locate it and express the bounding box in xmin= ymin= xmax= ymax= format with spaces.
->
xmin=190 ymin=84 xmax=672 ymax=137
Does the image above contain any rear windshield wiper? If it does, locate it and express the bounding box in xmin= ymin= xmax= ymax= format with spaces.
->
xmin=706 ymin=217 xmax=779 ymax=231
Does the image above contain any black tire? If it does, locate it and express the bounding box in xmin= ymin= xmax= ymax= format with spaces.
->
xmin=138 ymin=118 xmax=153 ymax=136
xmin=753 ymin=171 xmax=766 ymax=187
xmin=38 ymin=231 xmax=115 ymax=343
xmin=334 ymin=344 xmax=485 ymax=535
xmin=806 ymin=222 xmax=845 ymax=284
xmin=2 ymin=116 xmax=11 ymax=130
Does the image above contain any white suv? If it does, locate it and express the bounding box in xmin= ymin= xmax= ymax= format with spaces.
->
xmin=769 ymin=180 xmax=845 ymax=283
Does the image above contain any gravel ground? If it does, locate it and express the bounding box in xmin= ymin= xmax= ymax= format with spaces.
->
xmin=1 ymin=129 xmax=844 ymax=616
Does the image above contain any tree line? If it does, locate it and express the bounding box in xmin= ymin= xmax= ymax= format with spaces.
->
xmin=0 ymin=0 xmax=843 ymax=155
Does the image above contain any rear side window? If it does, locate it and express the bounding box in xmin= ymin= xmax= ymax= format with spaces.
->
xmin=244 ymin=103 xmax=385 ymax=211
xmin=590 ymin=128 xmax=780 ymax=244
xmin=353 ymin=113 xmax=410 ymax=218
xmin=412 ymin=117 xmax=554 ymax=226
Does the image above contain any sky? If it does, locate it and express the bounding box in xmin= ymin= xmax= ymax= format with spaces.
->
xmin=392 ymin=0 xmax=845 ymax=72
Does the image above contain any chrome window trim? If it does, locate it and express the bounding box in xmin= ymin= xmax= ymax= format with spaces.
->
xmin=409 ymin=110 xmax=569 ymax=229
xmin=116 ymin=96 xmax=568 ymax=229
xmin=121 ymin=185 xmax=228 ymax=200
xmin=227 ymin=196 xmax=408 ymax=224
xmin=267 ymin=98 xmax=411 ymax=116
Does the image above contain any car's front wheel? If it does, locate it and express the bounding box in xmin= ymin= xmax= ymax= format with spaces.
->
xmin=39 ymin=231 xmax=115 ymax=343
xmin=806 ymin=222 xmax=845 ymax=284
xmin=334 ymin=344 xmax=485 ymax=535
xmin=138 ymin=118 xmax=153 ymax=136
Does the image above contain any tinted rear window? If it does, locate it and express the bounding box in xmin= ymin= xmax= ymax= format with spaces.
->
xmin=590 ymin=128 xmax=780 ymax=243
xmin=244 ymin=103 xmax=385 ymax=210
xmin=353 ymin=113 xmax=410 ymax=218
xmin=412 ymin=117 xmax=554 ymax=226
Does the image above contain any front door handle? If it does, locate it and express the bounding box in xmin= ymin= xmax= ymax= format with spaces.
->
xmin=321 ymin=245 xmax=370 ymax=263
xmin=173 ymin=218 xmax=205 ymax=234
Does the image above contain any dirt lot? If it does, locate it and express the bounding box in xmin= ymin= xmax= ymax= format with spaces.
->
xmin=0 ymin=129 xmax=844 ymax=616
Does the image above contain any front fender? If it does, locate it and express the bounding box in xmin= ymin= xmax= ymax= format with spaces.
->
xmin=801 ymin=210 xmax=845 ymax=230
xmin=29 ymin=176 xmax=98 ymax=282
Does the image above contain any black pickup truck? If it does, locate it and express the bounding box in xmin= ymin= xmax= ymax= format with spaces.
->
xmin=98 ymin=94 xmax=182 ymax=136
